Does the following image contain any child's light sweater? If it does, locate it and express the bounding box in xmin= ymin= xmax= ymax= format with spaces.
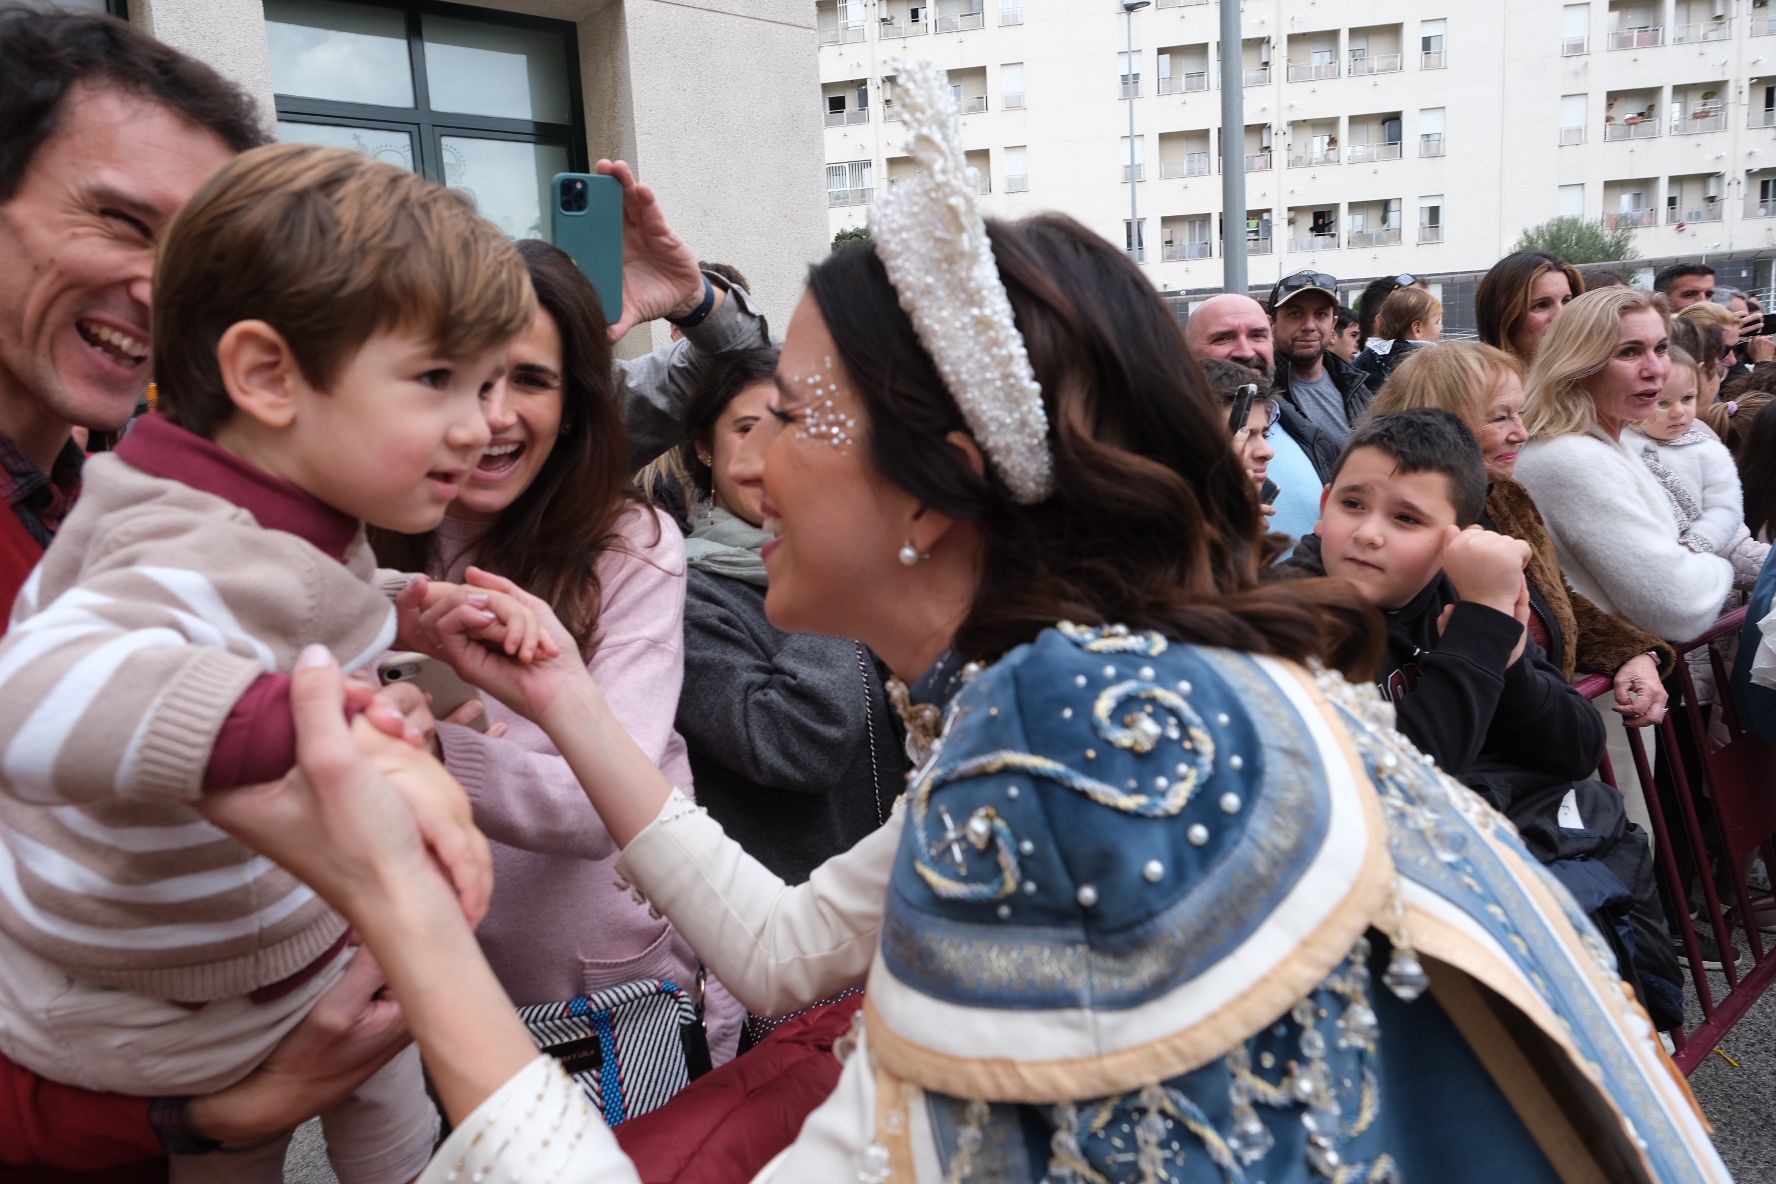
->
xmin=0 ymin=415 xmax=399 ymax=1000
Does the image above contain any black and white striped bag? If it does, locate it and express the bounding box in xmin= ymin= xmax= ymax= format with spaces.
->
xmin=516 ymin=977 xmax=712 ymax=1126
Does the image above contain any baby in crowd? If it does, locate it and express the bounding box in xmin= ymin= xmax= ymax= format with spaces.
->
xmin=0 ymin=144 xmax=551 ymax=1181
xmin=1631 ymin=346 xmax=1768 ymax=589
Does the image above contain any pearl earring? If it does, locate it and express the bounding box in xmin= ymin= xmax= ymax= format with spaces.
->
xmin=898 ymin=541 xmax=928 ymax=566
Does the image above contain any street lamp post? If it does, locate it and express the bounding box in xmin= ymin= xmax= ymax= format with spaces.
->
xmin=1123 ymin=0 xmax=1150 ymax=263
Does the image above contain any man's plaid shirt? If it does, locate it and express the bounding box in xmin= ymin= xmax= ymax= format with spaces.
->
xmin=0 ymin=432 xmax=82 ymax=548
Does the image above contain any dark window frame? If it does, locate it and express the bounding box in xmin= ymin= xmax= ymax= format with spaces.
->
xmin=270 ymin=0 xmax=587 ymax=188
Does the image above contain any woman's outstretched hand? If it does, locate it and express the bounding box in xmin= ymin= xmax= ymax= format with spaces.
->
xmin=422 ymin=567 xmax=596 ymax=726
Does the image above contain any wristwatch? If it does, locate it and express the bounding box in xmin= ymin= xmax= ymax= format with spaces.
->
xmin=149 ymin=1095 xmax=223 ymax=1156
xmin=666 ymin=274 xmax=717 ymax=330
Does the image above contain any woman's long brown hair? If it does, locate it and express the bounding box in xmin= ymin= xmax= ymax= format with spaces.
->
xmin=370 ymin=239 xmax=645 ymax=655
xmin=807 ymin=217 xmax=1384 ymax=679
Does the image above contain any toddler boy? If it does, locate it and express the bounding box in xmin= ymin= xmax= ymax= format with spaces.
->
xmin=0 ymin=144 xmax=542 ymax=1181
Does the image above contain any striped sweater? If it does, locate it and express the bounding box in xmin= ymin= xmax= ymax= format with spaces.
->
xmin=0 ymin=416 xmax=398 ymax=1001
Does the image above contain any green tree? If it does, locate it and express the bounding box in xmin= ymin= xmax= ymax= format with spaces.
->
xmin=1509 ymin=216 xmax=1638 ymax=265
xmin=831 ymin=225 xmax=872 ymax=251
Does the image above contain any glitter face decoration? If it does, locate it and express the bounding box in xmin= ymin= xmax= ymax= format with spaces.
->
xmin=785 ymin=355 xmax=858 ymax=450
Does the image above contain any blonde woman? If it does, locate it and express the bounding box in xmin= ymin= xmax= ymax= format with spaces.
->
xmin=1372 ymin=344 xmax=1672 ymax=716
xmin=1513 ymin=287 xmax=1733 ymax=644
xmin=1352 ymin=287 xmax=1443 ymax=391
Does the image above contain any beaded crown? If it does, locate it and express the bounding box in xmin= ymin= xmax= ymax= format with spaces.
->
xmin=869 ymin=58 xmax=1055 ymax=504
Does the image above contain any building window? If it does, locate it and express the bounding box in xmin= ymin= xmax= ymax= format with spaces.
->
xmin=1557 ymin=183 xmax=1585 ymax=218
xmin=1001 ymin=62 xmax=1026 ymax=110
xmin=827 ymin=160 xmax=873 ymax=207
xmin=1125 ymin=218 xmax=1146 ymax=263
xmin=1121 ymin=134 xmax=1144 ymax=182
xmin=1418 ymin=194 xmax=1443 ymax=243
xmin=1420 ymin=18 xmax=1447 ymax=68
xmin=1005 ymin=145 xmax=1029 ymax=192
xmin=267 ymin=0 xmax=584 ymax=240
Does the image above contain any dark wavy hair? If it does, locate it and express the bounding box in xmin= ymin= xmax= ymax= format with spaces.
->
xmin=1738 ymin=396 xmax=1776 ymax=544
xmin=804 ymin=214 xmax=1383 ymax=678
xmin=1475 ymin=251 xmax=1585 ymax=357
xmin=677 ymin=347 xmax=780 ymax=504
xmin=0 ymin=11 xmax=265 ymax=203
xmin=371 ymin=240 xmax=645 ymax=654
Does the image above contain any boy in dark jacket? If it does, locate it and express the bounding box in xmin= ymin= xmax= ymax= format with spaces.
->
xmin=1288 ymin=409 xmax=1682 ymax=1023
xmin=1296 ymin=408 xmax=1605 ymax=781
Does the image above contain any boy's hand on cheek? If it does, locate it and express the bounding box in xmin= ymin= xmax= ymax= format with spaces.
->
xmin=1441 ymin=526 xmax=1531 ymax=616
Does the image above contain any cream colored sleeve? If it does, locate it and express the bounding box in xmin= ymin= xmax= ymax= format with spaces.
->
xmin=419 ymin=1055 xmax=639 ymax=1184
xmin=614 ymin=791 xmax=903 ymax=1017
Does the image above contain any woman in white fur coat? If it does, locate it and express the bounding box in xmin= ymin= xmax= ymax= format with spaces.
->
xmin=1514 ymin=286 xmax=1734 ymax=644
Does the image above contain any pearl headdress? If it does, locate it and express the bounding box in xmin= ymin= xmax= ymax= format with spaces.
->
xmin=870 ymin=58 xmax=1055 ymax=504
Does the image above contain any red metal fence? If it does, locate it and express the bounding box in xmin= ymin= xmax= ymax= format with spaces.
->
xmin=1574 ymin=606 xmax=1776 ymax=1073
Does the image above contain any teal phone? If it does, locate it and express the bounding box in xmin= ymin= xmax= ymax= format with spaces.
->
xmin=550 ymin=173 xmax=623 ymax=325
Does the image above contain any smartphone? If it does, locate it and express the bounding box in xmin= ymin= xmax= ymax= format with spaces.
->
xmin=1756 ymin=312 xmax=1776 ymax=338
xmin=378 ymin=652 xmax=488 ymax=733
xmin=550 ymin=173 xmax=623 ymax=326
xmin=1260 ymin=478 xmax=1280 ymax=505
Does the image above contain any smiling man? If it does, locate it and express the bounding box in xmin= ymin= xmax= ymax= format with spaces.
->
xmin=0 ymin=12 xmax=263 ymax=617
xmin=1267 ymin=270 xmax=1373 ymax=448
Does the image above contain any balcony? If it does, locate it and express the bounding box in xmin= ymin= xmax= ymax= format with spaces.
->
xmin=1246 ymin=150 xmax=1273 ymax=172
xmin=1163 ymin=241 xmax=1214 ymax=262
xmin=957 ymin=95 xmax=989 ymax=114
xmin=819 ymin=23 xmax=866 ymax=45
xmin=1673 ymin=105 xmax=1726 ymax=134
xmin=823 ymin=109 xmax=869 ymax=127
xmin=1159 ymin=72 xmax=1211 ymax=95
xmin=1347 ymin=141 xmax=1404 ymax=163
xmin=1603 ymin=118 xmax=1660 ymax=141
xmin=999 ymin=5 xmax=1022 ymax=24
xmin=1667 ymin=203 xmax=1723 ymax=223
xmin=1287 ymin=61 xmax=1340 ymax=82
xmin=1006 ymin=173 xmax=1029 ymax=193
xmin=1420 ymin=133 xmax=1446 ymax=158
xmin=1123 ymin=164 xmax=1146 ymax=182
xmin=1349 ymin=53 xmax=1403 ymax=76
xmin=1248 ymin=236 xmax=1274 ymax=255
xmin=828 ymin=188 xmax=872 ymax=208
xmin=1003 ymin=91 xmax=1025 ymax=110
xmin=1601 ymin=207 xmax=1657 ymax=228
xmin=1607 ymin=26 xmax=1663 ymax=48
xmin=1160 ymin=152 xmax=1213 ymax=179
xmin=1421 ymin=49 xmax=1447 ymax=68
xmin=934 ymin=10 xmax=984 ymax=33
xmin=879 ymin=17 xmax=928 ymax=37
xmin=1419 ymin=223 xmax=1444 ymax=244
xmin=1560 ymin=125 xmax=1586 ymax=145
xmin=1754 ymin=109 xmax=1776 ymax=129
xmin=1671 ymin=20 xmax=1731 ymax=43
xmin=1288 ymin=147 xmax=1340 ymax=167
xmin=1244 ymin=66 xmax=1271 ymax=86
xmin=1349 ymin=227 xmax=1403 ymax=248
xmin=1562 ymin=35 xmax=1589 ymax=54
xmin=1748 ymin=195 xmax=1776 ymax=218
xmin=1290 ymin=232 xmax=1340 ymax=251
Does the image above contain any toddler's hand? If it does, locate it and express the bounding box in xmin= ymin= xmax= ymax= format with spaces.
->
xmin=352 ymin=714 xmax=493 ymax=928
xmin=1441 ymin=525 xmax=1531 ymax=616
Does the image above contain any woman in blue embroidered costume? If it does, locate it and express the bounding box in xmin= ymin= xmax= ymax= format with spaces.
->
xmin=203 ymin=59 xmax=1732 ymax=1184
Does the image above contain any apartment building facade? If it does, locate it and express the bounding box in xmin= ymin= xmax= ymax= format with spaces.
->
xmin=817 ymin=0 xmax=1776 ymax=297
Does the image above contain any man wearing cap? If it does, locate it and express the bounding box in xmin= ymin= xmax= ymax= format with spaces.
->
xmin=1182 ymin=293 xmax=1336 ymax=548
xmin=1268 ymin=271 xmax=1373 ymax=447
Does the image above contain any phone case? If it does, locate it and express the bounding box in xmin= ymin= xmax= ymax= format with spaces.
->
xmin=550 ymin=173 xmax=623 ymax=326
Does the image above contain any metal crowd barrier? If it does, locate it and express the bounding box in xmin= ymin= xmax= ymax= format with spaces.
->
xmin=1573 ymin=605 xmax=1776 ymax=1074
